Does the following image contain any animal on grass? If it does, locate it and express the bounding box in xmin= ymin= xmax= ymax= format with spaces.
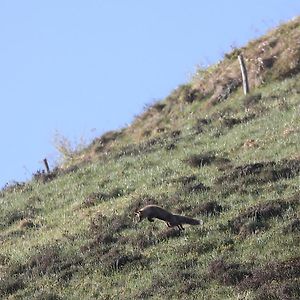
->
xmin=135 ymin=205 xmax=201 ymax=230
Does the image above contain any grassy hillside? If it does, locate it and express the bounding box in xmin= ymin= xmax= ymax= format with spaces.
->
xmin=1 ymin=17 xmax=300 ymax=300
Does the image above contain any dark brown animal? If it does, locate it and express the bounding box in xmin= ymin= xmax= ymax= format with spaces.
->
xmin=135 ymin=205 xmax=201 ymax=230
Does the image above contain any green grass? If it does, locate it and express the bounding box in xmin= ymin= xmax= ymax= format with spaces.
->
xmin=1 ymin=19 xmax=300 ymax=300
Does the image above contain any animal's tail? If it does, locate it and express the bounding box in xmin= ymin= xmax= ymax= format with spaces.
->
xmin=175 ymin=215 xmax=201 ymax=225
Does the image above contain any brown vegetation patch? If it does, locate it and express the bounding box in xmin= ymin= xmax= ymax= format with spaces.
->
xmin=115 ymin=136 xmax=163 ymax=157
xmin=136 ymin=276 xmax=171 ymax=299
xmin=4 ymin=210 xmax=26 ymax=227
xmin=183 ymin=182 xmax=211 ymax=194
xmin=0 ymin=254 xmax=9 ymax=266
xmin=18 ymin=218 xmax=38 ymax=229
xmin=270 ymin=42 xmax=300 ymax=80
xmin=90 ymin=130 xmax=123 ymax=153
xmin=227 ymin=194 xmax=299 ymax=236
xmin=81 ymin=192 xmax=108 ymax=208
xmin=120 ymin=230 xmax=158 ymax=250
xmin=137 ymin=260 xmax=203 ymax=299
xmin=221 ymin=113 xmax=256 ymax=129
xmin=212 ymin=78 xmax=241 ymax=105
xmin=2 ymin=205 xmax=39 ymax=229
xmin=99 ymin=247 xmax=147 ymax=275
xmin=81 ymin=207 xmax=148 ymax=273
xmin=283 ymin=219 xmax=300 ymax=234
xmin=33 ymin=170 xmax=58 ymax=183
xmin=185 ymin=153 xmax=230 ymax=169
xmin=32 ymin=291 xmax=62 ymax=300
xmin=243 ymin=93 xmax=262 ymax=108
xmin=170 ymin=129 xmax=181 ymax=138
xmin=0 ymin=277 xmax=25 ymax=297
xmin=152 ymin=102 xmax=166 ymax=112
xmin=28 ymin=246 xmax=62 ymax=275
xmin=127 ymin=130 xmax=182 ymax=154
xmin=157 ymin=228 xmax=183 ymax=240
xmin=177 ymin=272 xmax=204 ymax=295
xmin=252 ymin=279 xmax=300 ymax=300
xmin=216 ymin=159 xmax=300 ymax=185
xmin=208 ymin=259 xmax=251 ymax=286
xmin=81 ymin=188 xmax=124 ymax=208
xmin=197 ymin=201 xmax=223 ymax=216
xmin=27 ymin=245 xmax=82 ymax=281
xmin=185 ymin=154 xmax=216 ymax=168
xmin=33 ymin=165 xmax=79 ymax=184
xmin=180 ymin=240 xmax=217 ymax=256
xmin=207 ymin=255 xmax=300 ymax=299
xmin=165 ymin=142 xmax=176 ymax=151
xmin=238 ymin=219 xmax=268 ymax=236
xmin=1 ymin=181 xmax=28 ymax=194
xmin=83 ymin=216 xmax=149 ymax=273
xmin=243 ymin=139 xmax=259 ymax=149
xmin=120 ymin=227 xmax=187 ymax=252
xmin=87 ymin=212 xmax=132 ymax=248
xmin=221 ymin=117 xmax=243 ymax=128
xmin=194 ymin=118 xmax=212 ymax=134
xmin=238 ymin=257 xmax=300 ymax=299
xmin=177 ymin=84 xmax=203 ymax=103
xmin=171 ymin=175 xmax=197 ymax=186
xmin=208 ymin=256 xmax=300 ymax=299
xmin=1 ymin=244 xmax=83 ymax=297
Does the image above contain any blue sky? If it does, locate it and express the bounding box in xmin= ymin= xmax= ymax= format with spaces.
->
xmin=0 ymin=1 xmax=299 ymax=187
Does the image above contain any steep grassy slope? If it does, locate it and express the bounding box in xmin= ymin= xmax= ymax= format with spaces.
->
xmin=0 ymin=17 xmax=299 ymax=300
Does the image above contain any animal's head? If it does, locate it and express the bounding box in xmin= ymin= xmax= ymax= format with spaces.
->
xmin=134 ymin=209 xmax=144 ymax=222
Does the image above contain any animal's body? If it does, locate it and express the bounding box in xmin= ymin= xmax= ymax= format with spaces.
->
xmin=135 ymin=205 xmax=201 ymax=230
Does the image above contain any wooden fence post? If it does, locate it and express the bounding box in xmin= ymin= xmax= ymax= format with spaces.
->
xmin=43 ymin=158 xmax=50 ymax=174
xmin=238 ymin=54 xmax=249 ymax=95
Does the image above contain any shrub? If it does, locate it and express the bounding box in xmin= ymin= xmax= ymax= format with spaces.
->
xmin=185 ymin=154 xmax=216 ymax=168
xmin=33 ymin=291 xmax=62 ymax=300
xmin=208 ymin=259 xmax=251 ymax=286
xmin=243 ymin=93 xmax=262 ymax=107
xmin=239 ymin=257 xmax=300 ymax=291
xmin=15 ymin=244 xmax=84 ymax=282
xmin=177 ymin=84 xmax=202 ymax=103
xmin=197 ymin=201 xmax=223 ymax=216
xmin=0 ymin=276 xmax=25 ymax=296
xmin=283 ymin=219 xmax=300 ymax=233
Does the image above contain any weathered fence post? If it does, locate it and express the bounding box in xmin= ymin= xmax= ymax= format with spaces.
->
xmin=43 ymin=158 xmax=50 ymax=174
xmin=238 ymin=54 xmax=249 ymax=95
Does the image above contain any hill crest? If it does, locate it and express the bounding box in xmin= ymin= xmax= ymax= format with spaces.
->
xmin=0 ymin=16 xmax=299 ymax=300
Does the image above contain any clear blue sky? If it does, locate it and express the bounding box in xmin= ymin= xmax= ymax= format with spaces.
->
xmin=0 ymin=1 xmax=299 ymax=187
